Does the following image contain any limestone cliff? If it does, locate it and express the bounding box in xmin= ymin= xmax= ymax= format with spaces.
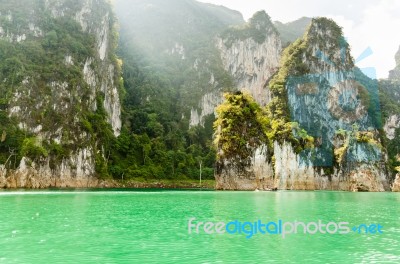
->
xmin=393 ymin=173 xmax=400 ymax=192
xmin=215 ymin=18 xmax=389 ymax=191
xmin=216 ymin=11 xmax=281 ymax=106
xmin=381 ymin=46 xmax=400 ymax=191
xmin=114 ymin=0 xmax=243 ymax=129
xmin=384 ymin=115 xmax=400 ymax=140
xmin=190 ymin=11 xmax=282 ymax=127
xmin=0 ymin=0 xmax=121 ymax=188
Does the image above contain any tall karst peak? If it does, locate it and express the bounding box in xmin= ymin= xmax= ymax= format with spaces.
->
xmin=248 ymin=10 xmax=275 ymax=31
xmin=215 ymin=15 xmax=389 ymax=191
xmin=216 ymin=10 xmax=281 ymax=106
xmin=303 ymin=17 xmax=354 ymax=70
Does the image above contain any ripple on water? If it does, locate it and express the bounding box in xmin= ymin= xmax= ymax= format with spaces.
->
xmin=0 ymin=190 xmax=399 ymax=263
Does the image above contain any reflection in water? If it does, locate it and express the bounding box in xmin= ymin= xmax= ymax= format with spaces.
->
xmin=0 ymin=190 xmax=399 ymax=263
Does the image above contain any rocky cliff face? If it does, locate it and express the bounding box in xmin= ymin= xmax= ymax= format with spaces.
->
xmin=382 ymin=46 xmax=400 ymax=191
xmin=384 ymin=115 xmax=400 ymax=140
xmin=216 ymin=11 xmax=281 ymax=106
xmin=54 ymin=0 xmax=122 ymax=135
xmin=384 ymin=46 xmax=400 ymax=138
xmin=191 ymin=11 xmax=281 ymax=127
xmin=114 ymin=0 xmax=244 ymax=129
xmin=0 ymin=0 xmax=121 ymax=188
xmin=393 ymin=173 xmax=400 ymax=192
xmin=215 ymin=18 xmax=389 ymax=191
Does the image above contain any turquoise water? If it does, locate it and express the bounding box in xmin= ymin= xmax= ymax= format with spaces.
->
xmin=0 ymin=190 xmax=399 ymax=263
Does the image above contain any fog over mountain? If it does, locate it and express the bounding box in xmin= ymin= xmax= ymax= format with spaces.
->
xmin=198 ymin=0 xmax=400 ymax=78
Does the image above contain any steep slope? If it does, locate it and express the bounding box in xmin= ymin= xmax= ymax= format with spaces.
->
xmin=0 ymin=0 xmax=122 ymax=188
xmin=215 ymin=18 xmax=389 ymax=191
xmin=115 ymin=0 xmax=244 ymax=67
xmin=113 ymin=1 xmax=288 ymax=181
xmin=116 ymin=0 xmax=245 ymax=125
xmin=216 ymin=11 xmax=282 ymax=106
xmin=381 ymin=45 xmax=400 ymax=190
xmin=106 ymin=0 xmax=245 ymax=181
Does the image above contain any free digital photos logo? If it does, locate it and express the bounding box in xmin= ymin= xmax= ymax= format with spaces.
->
xmin=188 ymin=217 xmax=383 ymax=239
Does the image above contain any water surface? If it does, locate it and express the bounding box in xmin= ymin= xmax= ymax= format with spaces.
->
xmin=0 ymin=189 xmax=399 ymax=263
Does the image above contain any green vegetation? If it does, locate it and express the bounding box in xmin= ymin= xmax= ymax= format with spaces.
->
xmin=20 ymin=137 xmax=48 ymax=162
xmin=214 ymin=17 xmax=383 ymax=174
xmin=354 ymin=68 xmax=382 ymax=128
xmin=214 ymin=18 xmax=328 ymax=166
xmin=104 ymin=0 xmax=247 ymax=181
xmin=333 ymin=129 xmax=351 ymax=164
xmin=118 ymin=178 xmax=215 ymax=189
xmin=355 ymin=131 xmax=380 ymax=146
xmin=305 ymin=17 xmax=353 ymax=69
xmin=1 ymin=0 xmax=398 ymax=186
xmin=333 ymin=125 xmax=382 ymax=164
xmin=115 ymin=0 xmax=243 ymax=63
xmin=105 ymin=51 xmax=217 ymax=180
xmin=220 ymin=11 xmax=277 ymax=48
xmin=266 ymin=38 xmax=314 ymax=152
xmin=379 ymin=80 xmax=400 ymax=119
xmin=0 ymin=0 xmax=120 ymax=178
xmin=0 ymin=0 xmax=242 ymax=181
xmin=213 ymin=92 xmax=269 ymax=164
xmin=0 ymin=120 xmax=25 ymax=168
xmin=213 ymin=91 xmax=313 ymax=170
xmin=396 ymin=154 xmax=400 ymax=173
xmin=379 ymin=78 xmax=400 ymax=175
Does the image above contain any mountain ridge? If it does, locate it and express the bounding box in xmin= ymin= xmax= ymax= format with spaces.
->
xmin=0 ymin=0 xmax=399 ymax=191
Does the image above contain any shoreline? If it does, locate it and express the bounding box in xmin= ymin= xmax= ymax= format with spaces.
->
xmin=1 ymin=176 xmax=399 ymax=192
xmin=0 ymin=178 xmax=216 ymax=190
xmin=108 ymin=179 xmax=216 ymax=189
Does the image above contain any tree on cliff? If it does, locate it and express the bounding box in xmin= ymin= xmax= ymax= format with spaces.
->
xmin=213 ymin=91 xmax=269 ymax=165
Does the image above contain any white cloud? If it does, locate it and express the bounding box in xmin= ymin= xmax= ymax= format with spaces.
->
xmin=328 ymin=0 xmax=400 ymax=78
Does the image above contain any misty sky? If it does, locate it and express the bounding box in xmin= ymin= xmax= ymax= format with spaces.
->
xmin=197 ymin=0 xmax=400 ymax=79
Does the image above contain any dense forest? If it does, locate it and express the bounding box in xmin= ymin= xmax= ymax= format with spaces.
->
xmin=0 ymin=0 xmax=399 ymax=187
xmin=0 ymin=0 xmax=118 ymax=174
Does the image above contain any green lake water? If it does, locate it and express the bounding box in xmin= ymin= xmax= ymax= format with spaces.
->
xmin=0 ymin=190 xmax=399 ymax=263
